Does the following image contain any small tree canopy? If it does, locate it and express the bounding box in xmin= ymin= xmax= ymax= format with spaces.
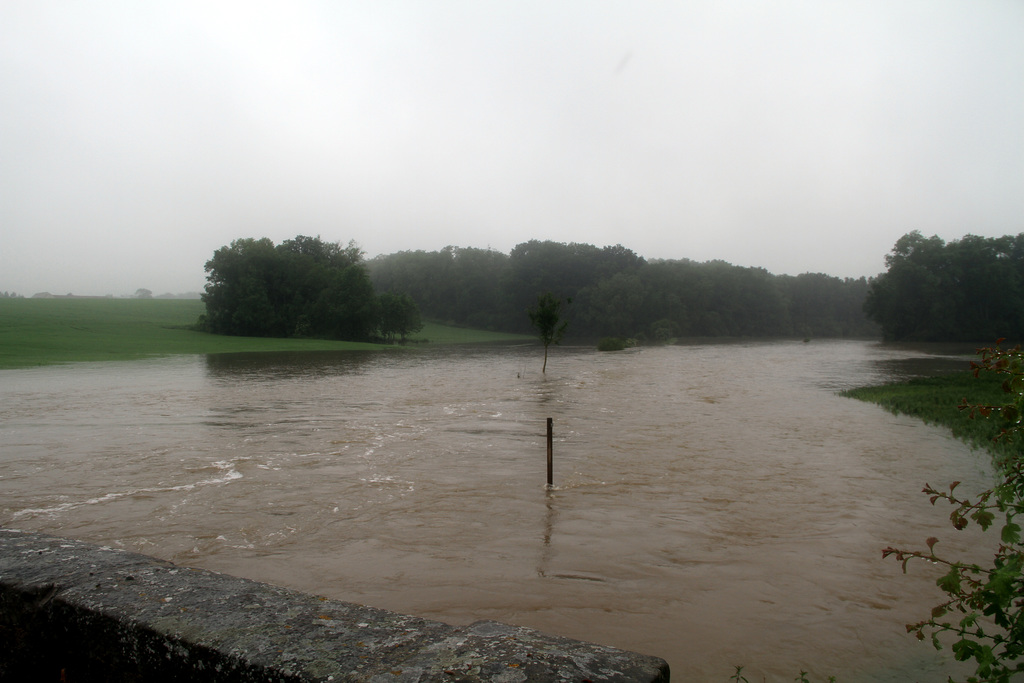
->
xmin=379 ymin=291 xmax=423 ymax=343
xmin=528 ymin=292 xmax=568 ymax=373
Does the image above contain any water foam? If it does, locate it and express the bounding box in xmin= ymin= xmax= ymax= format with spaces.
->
xmin=12 ymin=461 xmax=242 ymax=519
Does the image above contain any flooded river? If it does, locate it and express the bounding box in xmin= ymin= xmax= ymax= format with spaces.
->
xmin=0 ymin=340 xmax=996 ymax=681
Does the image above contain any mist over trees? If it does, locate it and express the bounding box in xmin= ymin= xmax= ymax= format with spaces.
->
xmin=865 ymin=231 xmax=1024 ymax=342
xmin=203 ymin=231 xmax=1024 ymax=345
xmin=369 ymin=240 xmax=878 ymax=340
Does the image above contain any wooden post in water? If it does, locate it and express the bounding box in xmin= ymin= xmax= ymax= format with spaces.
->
xmin=546 ymin=417 xmax=553 ymax=487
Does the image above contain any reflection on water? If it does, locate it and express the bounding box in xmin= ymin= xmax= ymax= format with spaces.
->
xmin=0 ymin=340 xmax=994 ymax=681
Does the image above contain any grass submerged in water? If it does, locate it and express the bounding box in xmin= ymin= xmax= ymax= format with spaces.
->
xmin=842 ymin=371 xmax=1022 ymax=462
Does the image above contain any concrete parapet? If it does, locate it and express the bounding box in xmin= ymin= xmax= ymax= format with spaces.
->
xmin=0 ymin=529 xmax=669 ymax=682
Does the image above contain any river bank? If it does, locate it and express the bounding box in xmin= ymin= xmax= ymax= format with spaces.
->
xmin=843 ymin=369 xmax=1021 ymax=463
xmin=0 ymin=298 xmax=530 ymax=369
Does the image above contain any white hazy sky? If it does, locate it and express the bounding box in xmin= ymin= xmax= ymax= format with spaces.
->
xmin=1 ymin=1 xmax=1022 ymax=296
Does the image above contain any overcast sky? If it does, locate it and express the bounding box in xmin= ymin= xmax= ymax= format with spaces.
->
xmin=2 ymin=1 xmax=1022 ymax=296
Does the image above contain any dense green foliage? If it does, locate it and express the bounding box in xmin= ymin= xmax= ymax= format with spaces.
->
xmin=379 ymin=291 xmax=423 ymax=343
xmin=200 ymin=235 xmax=379 ymax=340
xmin=369 ymin=240 xmax=877 ymax=339
xmin=200 ymin=235 xmax=427 ymax=343
xmin=597 ymin=337 xmax=634 ymax=352
xmin=865 ymin=232 xmax=1024 ymax=342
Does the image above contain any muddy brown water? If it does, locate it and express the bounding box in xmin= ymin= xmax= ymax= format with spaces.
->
xmin=0 ymin=340 xmax=997 ymax=681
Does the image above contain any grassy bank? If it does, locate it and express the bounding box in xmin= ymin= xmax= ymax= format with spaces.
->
xmin=842 ymin=370 xmax=1021 ymax=462
xmin=412 ymin=321 xmax=533 ymax=345
xmin=0 ymin=298 xmax=530 ymax=369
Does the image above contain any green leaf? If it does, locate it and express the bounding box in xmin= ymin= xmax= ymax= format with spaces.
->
xmin=1001 ymin=520 xmax=1021 ymax=544
xmin=937 ymin=566 xmax=963 ymax=595
xmin=984 ymin=560 xmax=1022 ymax=607
xmin=972 ymin=509 xmax=996 ymax=531
xmin=953 ymin=638 xmax=980 ymax=662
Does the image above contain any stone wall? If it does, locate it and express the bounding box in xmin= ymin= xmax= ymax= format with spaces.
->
xmin=0 ymin=529 xmax=669 ymax=682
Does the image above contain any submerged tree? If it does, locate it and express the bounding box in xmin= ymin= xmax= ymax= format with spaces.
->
xmin=528 ymin=292 xmax=568 ymax=373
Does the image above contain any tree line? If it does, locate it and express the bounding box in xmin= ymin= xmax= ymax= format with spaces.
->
xmin=368 ymin=240 xmax=878 ymax=340
xmin=199 ymin=231 xmax=1024 ymax=344
xmin=198 ymin=235 xmax=421 ymax=343
xmin=864 ymin=231 xmax=1024 ymax=342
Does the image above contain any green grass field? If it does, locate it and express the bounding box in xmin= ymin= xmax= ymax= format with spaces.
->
xmin=0 ymin=298 xmax=531 ymax=369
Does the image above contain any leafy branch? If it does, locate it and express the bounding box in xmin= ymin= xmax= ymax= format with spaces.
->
xmin=884 ymin=341 xmax=1024 ymax=682
xmin=958 ymin=341 xmax=1024 ymax=446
